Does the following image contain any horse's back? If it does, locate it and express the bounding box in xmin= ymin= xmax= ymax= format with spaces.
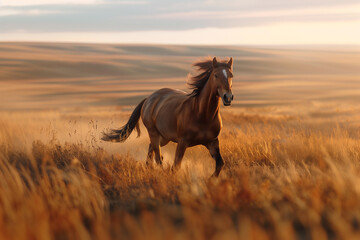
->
xmin=151 ymin=88 xmax=187 ymax=98
xmin=143 ymin=88 xmax=187 ymax=111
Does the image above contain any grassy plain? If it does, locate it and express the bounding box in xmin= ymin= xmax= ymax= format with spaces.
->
xmin=0 ymin=43 xmax=360 ymax=239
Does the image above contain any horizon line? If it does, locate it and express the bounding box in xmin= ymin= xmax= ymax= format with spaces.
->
xmin=1 ymin=40 xmax=359 ymax=48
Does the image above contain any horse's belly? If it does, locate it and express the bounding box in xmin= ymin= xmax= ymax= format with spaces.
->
xmin=155 ymin=109 xmax=178 ymax=140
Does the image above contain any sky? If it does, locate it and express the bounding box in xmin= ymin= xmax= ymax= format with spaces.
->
xmin=0 ymin=0 xmax=359 ymax=45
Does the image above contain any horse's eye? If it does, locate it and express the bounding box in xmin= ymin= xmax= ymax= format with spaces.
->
xmin=214 ymin=74 xmax=218 ymax=78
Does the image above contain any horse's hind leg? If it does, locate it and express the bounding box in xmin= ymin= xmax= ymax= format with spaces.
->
xmin=148 ymin=130 xmax=163 ymax=165
xmin=152 ymin=141 xmax=163 ymax=165
xmin=146 ymin=144 xmax=154 ymax=165
xmin=205 ymin=139 xmax=224 ymax=177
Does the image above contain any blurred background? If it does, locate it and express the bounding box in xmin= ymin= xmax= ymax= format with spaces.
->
xmin=0 ymin=0 xmax=359 ymax=112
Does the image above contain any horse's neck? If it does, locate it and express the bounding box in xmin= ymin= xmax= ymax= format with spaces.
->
xmin=195 ymin=81 xmax=220 ymax=120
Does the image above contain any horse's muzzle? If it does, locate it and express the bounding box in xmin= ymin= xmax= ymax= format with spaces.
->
xmin=222 ymin=92 xmax=233 ymax=106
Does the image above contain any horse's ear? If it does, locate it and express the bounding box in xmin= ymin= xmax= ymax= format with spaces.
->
xmin=228 ymin=57 xmax=233 ymax=69
xmin=213 ymin=57 xmax=218 ymax=67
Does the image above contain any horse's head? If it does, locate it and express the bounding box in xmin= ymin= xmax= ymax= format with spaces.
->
xmin=211 ymin=57 xmax=234 ymax=106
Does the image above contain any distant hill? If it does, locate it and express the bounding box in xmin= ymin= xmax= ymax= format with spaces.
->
xmin=0 ymin=42 xmax=359 ymax=111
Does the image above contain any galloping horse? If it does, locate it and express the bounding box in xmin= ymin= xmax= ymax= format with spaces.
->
xmin=102 ymin=57 xmax=234 ymax=177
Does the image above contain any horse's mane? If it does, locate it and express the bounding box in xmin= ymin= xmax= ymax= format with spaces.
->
xmin=187 ymin=58 xmax=230 ymax=97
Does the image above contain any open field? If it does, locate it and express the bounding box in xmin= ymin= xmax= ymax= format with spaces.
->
xmin=0 ymin=43 xmax=360 ymax=239
xmin=1 ymin=43 xmax=360 ymax=110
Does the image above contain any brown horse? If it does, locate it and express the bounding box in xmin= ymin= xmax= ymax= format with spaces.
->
xmin=102 ymin=57 xmax=234 ymax=177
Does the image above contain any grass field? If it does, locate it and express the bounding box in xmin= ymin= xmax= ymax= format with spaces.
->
xmin=0 ymin=43 xmax=360 ymax=239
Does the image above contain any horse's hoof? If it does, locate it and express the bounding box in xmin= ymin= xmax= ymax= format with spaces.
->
xmin=146 ymin=161 xmax=154 ymax=168
xmin=210 ymin=172 xmax=220 ymax=178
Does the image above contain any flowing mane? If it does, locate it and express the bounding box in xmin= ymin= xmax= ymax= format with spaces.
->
xmin=187 ymin=58 xmax=230 ymax=96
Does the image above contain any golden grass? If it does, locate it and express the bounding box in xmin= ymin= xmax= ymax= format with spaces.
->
xmin=1 ymin=104 xmax=360 ymax=240
xmin=1 ymin=42 xmax=360 ymax=239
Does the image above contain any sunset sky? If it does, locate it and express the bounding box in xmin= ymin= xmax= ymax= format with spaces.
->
xmin=0 ymin=0 xmax=359 ymax=45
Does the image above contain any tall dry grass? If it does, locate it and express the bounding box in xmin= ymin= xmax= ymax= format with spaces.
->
xmin=0 ymin=105 xmax=360 ymax=240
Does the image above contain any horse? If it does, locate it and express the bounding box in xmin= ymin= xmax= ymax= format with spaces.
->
xmin=102 ymin=57 xmax=234 ymax=177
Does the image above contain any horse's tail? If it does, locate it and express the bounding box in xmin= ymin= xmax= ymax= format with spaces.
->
xmin=101 ymin=98 xmax=146 ymax=142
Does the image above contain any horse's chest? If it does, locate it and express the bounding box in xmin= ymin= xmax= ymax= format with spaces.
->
xmin=198 ymin=128 xmax=219 ymax=140
xmin=185 ymin=122 xmax=221 ymax=145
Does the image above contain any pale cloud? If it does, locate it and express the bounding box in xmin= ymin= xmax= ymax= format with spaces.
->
xmin=151 ymin=4 xmax=360 ymax=20
xmin=1 ymin=20 xmax=359 ymax=45
xmin=0 ymin=0 xmax=358 ymax=44
xmin=0 ymin=0 xmax=102 ymax=6
xmin=0 ymin=8 xmax=64 ymax=16
xmin=0 ymin=0 xmax=146 ymax=6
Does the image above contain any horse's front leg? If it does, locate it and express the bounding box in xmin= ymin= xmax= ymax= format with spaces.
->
xmin=205 ymin=139 xmax=224 ymax=177
xmin=172 ymin=141 xmax=187 ymax=172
